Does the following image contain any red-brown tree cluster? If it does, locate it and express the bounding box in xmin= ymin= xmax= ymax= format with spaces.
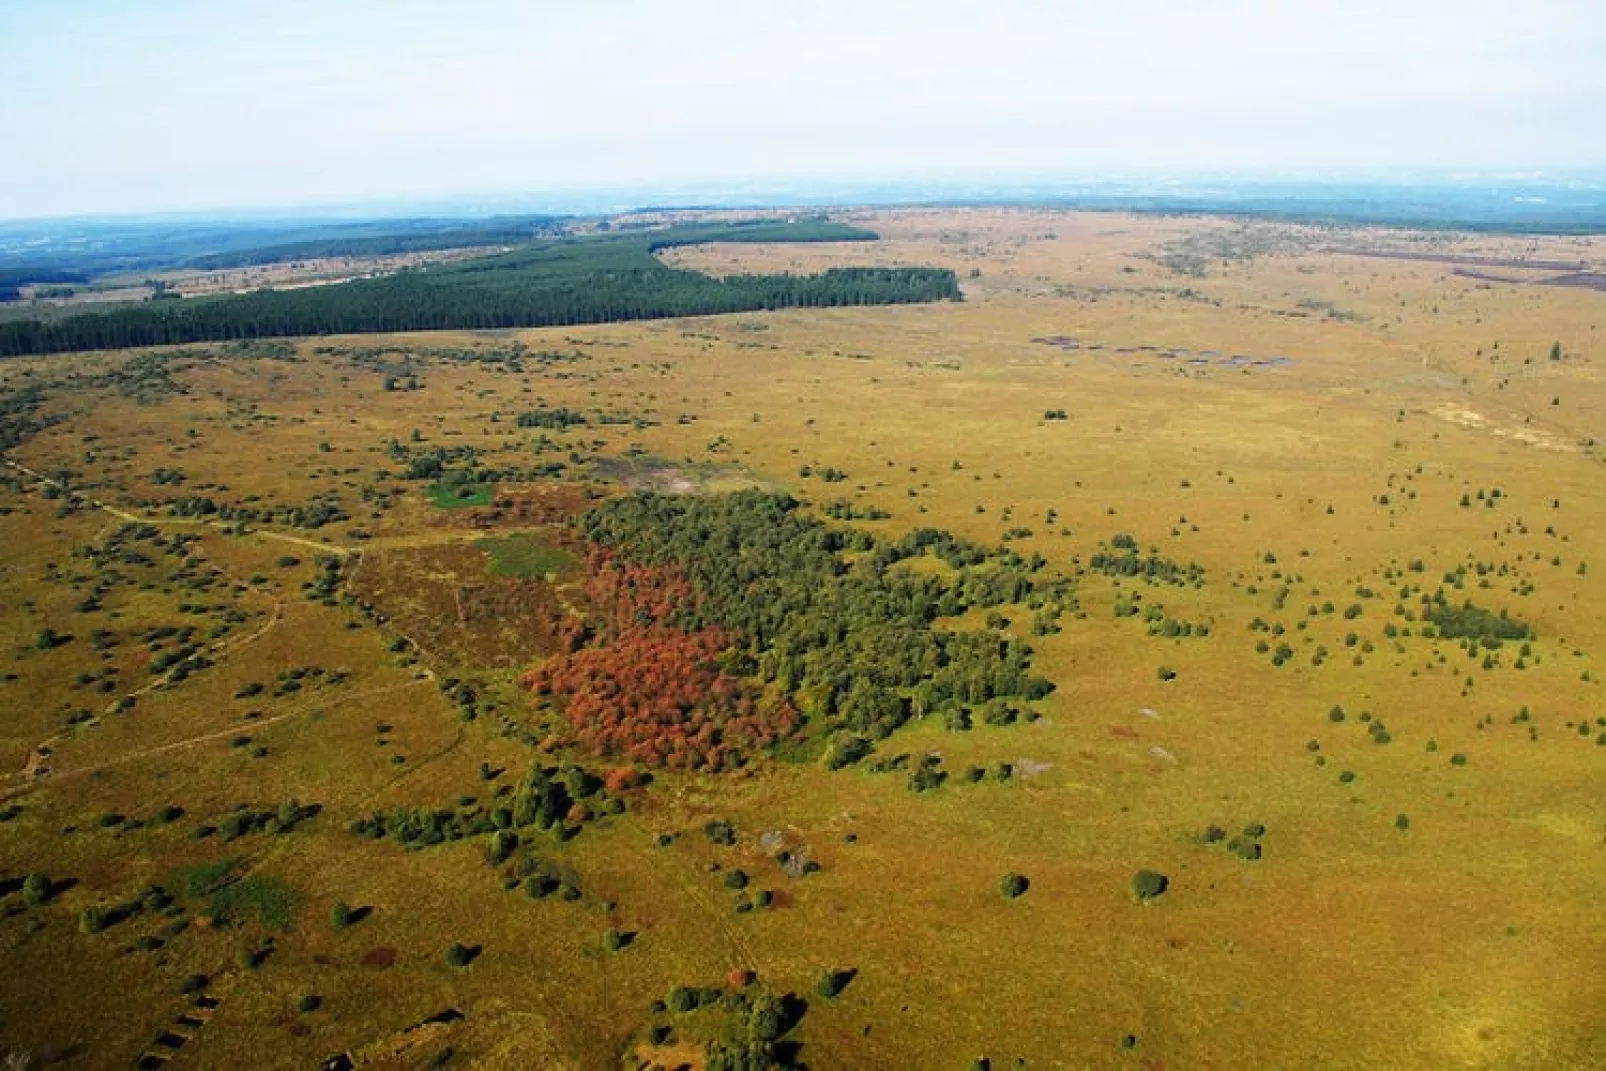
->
xmin=524 ymin=548 xmax=798 ymax=771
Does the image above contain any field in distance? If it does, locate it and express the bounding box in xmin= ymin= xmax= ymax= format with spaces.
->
xmin=0 ymin=207 xmax=1602 ymax=1069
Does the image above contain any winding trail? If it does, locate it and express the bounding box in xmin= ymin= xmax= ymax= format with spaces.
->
xmin=0 ymin=454 xmax=352 ymax=790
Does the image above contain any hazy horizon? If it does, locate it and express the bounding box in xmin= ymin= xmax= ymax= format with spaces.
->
xmin=4 ymin=0 xmax=1604 ymax=220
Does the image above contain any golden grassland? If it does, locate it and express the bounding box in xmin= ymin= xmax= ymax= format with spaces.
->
xmin=0 ymin=209 xmax=1602 ymax=1069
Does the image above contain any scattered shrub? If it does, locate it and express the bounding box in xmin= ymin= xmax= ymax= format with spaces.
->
xmin=1130 ymin=870 xmax=1169 ymax=903
xmin=816 ymin=967 xmax=855 ymax=999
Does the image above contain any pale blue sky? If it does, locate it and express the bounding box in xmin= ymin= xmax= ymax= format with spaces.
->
xmin=2 ymin=0 xmax=1603 ymax=218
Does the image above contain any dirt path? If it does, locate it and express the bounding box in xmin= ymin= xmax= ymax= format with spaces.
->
xmin=0 ymin=456 xmax=354 ymax=555
xmin=1 ymin=676 xmax=434 ymax=801
xmin=0 ymin=455 xmax=348 ymax=787
xmin=620 ymin=816 xmax=760 ymax=974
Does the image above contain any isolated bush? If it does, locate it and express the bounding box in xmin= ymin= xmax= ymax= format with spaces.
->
xmin=445 ymin=942 xmax=474 ymax=967
xmin=999 ymin=873 xmax=1029 ymax=899
xmin=486 ymin=830 xmax=516 ymax=866
xmin=1227 ymin=838 xmax=1263 ymax=861
xmin=1130 ymin=870 xmax=1169 ymax=903
xmin=823 ymin=732 xmax=873 ymax=769
xmin=21 ymin=873 xmax=52 ymax=907
xmin=816 ymin=968 xmax=854 ymax=999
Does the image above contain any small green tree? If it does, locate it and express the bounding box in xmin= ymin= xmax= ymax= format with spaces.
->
xmin=999 ymin=872 xmax=1029 ymax=899
xmin=445 ymin=942 xmax=474 ymax=967
xmin=22 ymin=873 xmax=51 ymax=907
xmin=816 ymin=967 xmax=854 ymax=999
xmin=1131 ymin=870 xmax=1169 ymax=903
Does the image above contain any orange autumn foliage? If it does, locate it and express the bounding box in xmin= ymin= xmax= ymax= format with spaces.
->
xmin=524 ymin=547 xmax=799 ymax=771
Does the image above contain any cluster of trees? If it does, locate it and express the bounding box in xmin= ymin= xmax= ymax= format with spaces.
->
xmin=653 ymin=977 xmax=810 ymax=1070
xmin=573 ymin=492 xmax=1061 ymax=755
xmin=1424 ymin=597 xmax=1532 ymax=642
xmin=1088 ymin=534 xmax=1206 ymax=587
xmin=0 ymin=223 xmax=958 ymax=357
xmin=163 ymin=492 xmax=350 ymax=530
xmin=0 ymin=267 xmax=87 ymax=296
xmin=0 ymin=383 xmax=54 ymax=450
xmin=523 ymin=548 xmax=801 ymax=771
xmin=199 ymin=800 xmax=319 ymax=842
xmin=819 ymin=498 xmax=890 ymax=521
xmin=388 ymin=440 xmax=571 ymax=489
xmin=349 ymin=760 xmax=608 ymax=846
xmin=515 ymin=407 xmax=588 ymax=429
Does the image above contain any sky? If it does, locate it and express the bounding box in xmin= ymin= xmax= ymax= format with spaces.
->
xmin=2 ymin=0 xmax=1604 ymax=219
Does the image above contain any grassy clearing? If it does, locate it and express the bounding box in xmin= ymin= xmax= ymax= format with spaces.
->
xmin=477 ymin=533 xmax=576 ymax=578
xmin=207 ymin=874 xmax=298 ymax=930
xmin=426 ymin=480 xmax=493 ymax=509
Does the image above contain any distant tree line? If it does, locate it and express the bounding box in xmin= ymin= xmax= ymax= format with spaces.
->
xmin=183 ymin=214 xmax=567 ymax=269
xmin=0 ymin=267 xmax=88 ymax=289
xmin=0 ymin=224 xmax=957 ymax=357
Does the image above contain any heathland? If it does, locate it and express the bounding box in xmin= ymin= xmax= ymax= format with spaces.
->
xmin=0 ymin=207 xmax=1602 ymax=1069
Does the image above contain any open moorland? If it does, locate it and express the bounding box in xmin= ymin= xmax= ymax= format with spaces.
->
xmin=0 ymin=208 xmax=1602 ymax=1069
